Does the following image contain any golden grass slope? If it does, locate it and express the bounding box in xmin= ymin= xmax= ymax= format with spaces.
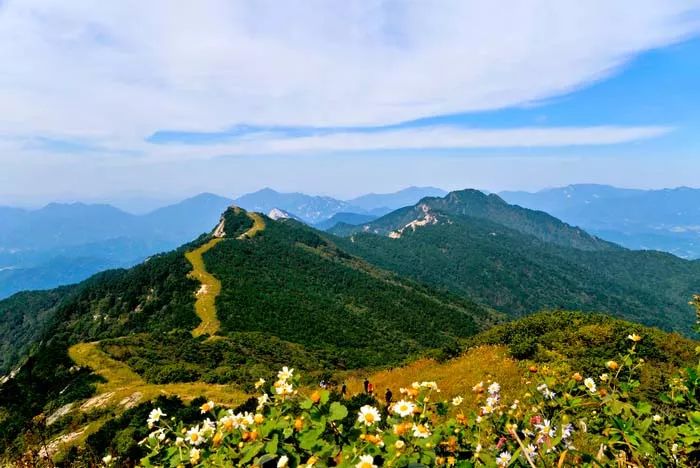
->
xmin=186 ymin=211 xmax=267 ymax=337
xmin=186 ymin=237 xmax=224 ymax=337
xmin=345 ymin=345 xmax=524 ymax=410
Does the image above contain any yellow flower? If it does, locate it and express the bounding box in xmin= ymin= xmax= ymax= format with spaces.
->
xmin=606 ymin=361 xmax=619 ymax=370
xmin=254 ymin=413 xmax=264 ymax=424
xmin=627 ymin=333 xmax=642 ymax=342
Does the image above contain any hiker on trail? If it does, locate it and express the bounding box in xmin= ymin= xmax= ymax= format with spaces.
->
xmin=385 ymin=388 xmax=393 ymax=406
xmin=363 ymin=378 xmax=369 ymax=393
xmin=341 ymin=383 xmax=347 ymax=398
xmin=368 ymin=382 xmax=374 ymax=395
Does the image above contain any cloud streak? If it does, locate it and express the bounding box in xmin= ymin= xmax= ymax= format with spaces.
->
xmin=143 ymin=125 xmax=673 ymax=158
xmin=0 ymin=0 xmax=697 ymax=147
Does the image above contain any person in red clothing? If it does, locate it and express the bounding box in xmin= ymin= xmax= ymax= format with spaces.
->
xmin=367 ymin=382 xmax=374 ymax=395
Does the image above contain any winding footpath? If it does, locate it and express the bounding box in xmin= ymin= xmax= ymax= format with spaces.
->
xmin=53 ymin=211 xmax=267 ymax=458
xmin=185 ymin=211 xmax=266 ymax=337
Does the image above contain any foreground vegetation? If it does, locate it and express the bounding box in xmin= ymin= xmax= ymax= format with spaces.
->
xmin=138 ymin=324 xmax=700 ymax=466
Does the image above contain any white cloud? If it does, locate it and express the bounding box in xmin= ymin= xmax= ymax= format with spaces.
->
xmin=0 ymin=0 xmax=697 ymax=155
xmin=192 ymin=125 xmax=673 ymax=156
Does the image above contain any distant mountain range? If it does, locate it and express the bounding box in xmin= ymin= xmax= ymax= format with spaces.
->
xmin=499 ymin=184 xmax=700 ymax=259
xmin=0 ymin=187 xmax=444 ymax=298
xmin=233 ymin=186 xmax=446 ymax=224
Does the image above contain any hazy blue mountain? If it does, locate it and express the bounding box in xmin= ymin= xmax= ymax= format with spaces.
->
xmin=233 ymin=188 xmax=355 ymax=224
xmin=499 ymin=184 xmax=700 ymax=258
xmin=0 ymin=193 xmax=233 ymax=298
xmin=233 ymin=187 xmax=445 ymax=224
xmin=314 ymin=212 xmax=378 ymax=231
xmin=347 ymin=186 xmax=447 ymax=212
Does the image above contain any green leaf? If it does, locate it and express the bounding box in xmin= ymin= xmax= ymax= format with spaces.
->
xmin=265 ymin=433 xmax=279 ymax=454
xmin=329 ymin=402 xmax=348 ymax=421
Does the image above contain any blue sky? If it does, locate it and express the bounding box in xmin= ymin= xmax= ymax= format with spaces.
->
xmin=0 ymin=1 xmax=699 ymax=205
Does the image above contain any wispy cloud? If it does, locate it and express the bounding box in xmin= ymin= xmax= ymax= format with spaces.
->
xmin=142 ymin=125 xmax=673 ymax=158
xmin=0 ymin=0 xmax=697 ymax=152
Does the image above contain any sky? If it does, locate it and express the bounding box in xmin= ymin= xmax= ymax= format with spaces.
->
xmin=1 ymin=0 xmax=700 ymax=207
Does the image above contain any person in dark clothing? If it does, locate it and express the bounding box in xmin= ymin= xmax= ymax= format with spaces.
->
xmin=385 ymin=388 xmax=393 ymax=406
xmin=363 ymin=378 xmax=369 ymax=393
xmin=341 ymin=383 xmax=347 ymax=398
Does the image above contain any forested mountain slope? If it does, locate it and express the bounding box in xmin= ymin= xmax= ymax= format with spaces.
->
xmin=331 ymin=190 xmax=700 ymax=333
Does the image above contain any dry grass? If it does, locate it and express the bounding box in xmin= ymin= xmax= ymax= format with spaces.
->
xmin=239 ymin=212 xmax=266 ymax=239
xmin=56 ymin=342 xmax=248 ymax=458
xmin=68 ymin=342 xmax=248 ymax=407
xmin=343 ymin=345 xmax=526 ymax=411
xmin=185 ymin=237 xmax=224 ymax=337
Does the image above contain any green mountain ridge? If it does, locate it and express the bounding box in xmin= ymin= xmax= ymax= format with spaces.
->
xmin=330 ymin=189 xmax=700 ymax=333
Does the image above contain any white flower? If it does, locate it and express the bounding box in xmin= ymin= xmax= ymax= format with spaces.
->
xmin=278 ymin=366 xmax=294 ymax=381
xmin=357 ymin=405 xmax=381 ymax=426
xmin=524 ymin=444 xmax=537 ymax=458
xmin=412 ymin=423 xmax=431 ymax=438
xmin=102 ymin=454 xmax=113 ymax=465
xmin=452 ymin=396 xmax=464 ymax=406
xmin=240 ymin=412 xmax=255 ymax=428
xmin=392 ymin=400 xmax=416 ymax=417
xmin=356 ymin=454 xmax=377 ymax=468
xmin=150 ymin=429 xmax=166 ymax=441
xmin=600 ymin=374 xmax=609 ymax=382
xmin=584 ymin=377 xmax=597 ymax=393
xmin=475 ymin=416 xmax=483 ymax=423
xmin=186 ymin=425 xmax=206 ymax=446
xmin=562 ymin=423 xmax=574 ymax=439
xmin=189 ymin=448 xmax=201 ymax=464
xmin=257 ymin=393 xmax=270 ymax=410
xmin=420 ymin=381 xmax=439 ymax=391
xmin=219 ymin=414 xmax=237 ymax=432
xmin=201 ymin=418 xmax=216 ymax=436
xmin=653 ymin=414 xmax=663 ymax=422
xmin=627 ymin=333 xmax=642 ymax=342
xmin=488 ymin=382 xmax=501 ymax=395
xmin=275 ymin=381 xmax=294 ymax=395
xmin=475 ymin=443 xmax=482 ymax=454
xmin=496 ymin=451 xmax=512 ymax=466
xmin=472 ymin=381 xmax=484 ymax=392
xmin=200 ymin=400 xmax=215 ymax=413
xmin=542 ymin=389 xmax=556 ymax=400
xmin=147 ymin=408 xmax=166 ymax=428
xmin=277 ymin=455 xmax=289 ymax=468
xmin=175 ymin=437 xmax=185 ymax=447
xmin=535 ymin=419 xmax=555 ymax=438
xmin=255 ymin=378 xmax=266 ymax=389
xmin=394 ymin=440 xmax=405 ymax=450
xmin=486 ymin=395 xmax=499 ymax=407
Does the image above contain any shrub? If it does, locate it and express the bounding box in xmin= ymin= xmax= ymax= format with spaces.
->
xmin=135 ymin=333 xmax=700 ymax=467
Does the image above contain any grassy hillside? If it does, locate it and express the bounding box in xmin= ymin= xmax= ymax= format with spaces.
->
xmin=0 ymin=207 xmax=496 ymax=461
xmin=46 ymin=311 xmax=700 ymax=466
